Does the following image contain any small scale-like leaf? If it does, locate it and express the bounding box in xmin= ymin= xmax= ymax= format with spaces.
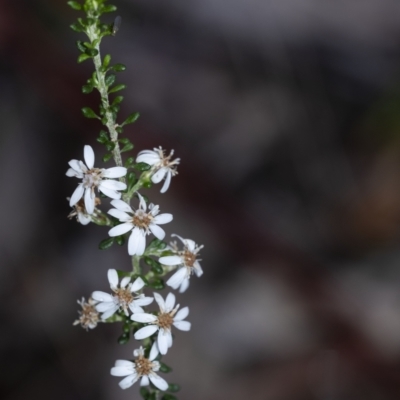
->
xmin=81 ymin=107 xmax=99 ymax=119
xmin=103 ymin=54 xmax=111 ymax=69
xmin=85 ymin=48 xmax=98 ymax=57
xmin=76 ymin=41 xmax=86 ymax=52
xmin=67 ymin=1 xmax=82 ymax=10
xmin=159 ymin=362 xmax=172 ymax=373
xmin=103 ymin=153 xmax=113 ymax=162
xmin=117 ymin=332 xmax=130 ymax=345
xmin=142 ymin=180 xmax=152 ymax=189
xmin=109 ymin=84 xmax=126 ymax=94
xmin=70 ymin=23 xmax=83 ymax=32
xmin=82 ymin=84 xmax=93 ymax=94
xmin=167 ymin=384 xmax=181 ymax=393
xmin=77 ymin=53 xmax=91 ymax=63
xmin=124 ymin=157 xmax=135 ymax=168
xmin=102 ymin=4 xmax=117 ymax=13
xmin=116 ymin=235 xmax=125 ymax=246
xmin=150 ymin=278 xmax=164 ymax=290
xmin=105 ymin=142 xmax=116 ymax=152
xmin=121 ymin=143 xmax=134 ymax=153
xmin=122 ymin=112 xmax=140 ymax=126
xmin=112 ymin=63 xmax=126 ymax=72
xmin=113 ymin=96 xmax=124 ymax=105
xmin=134 ymin=162 xmax=151 ymax=172
xmin=99 ymin=237 xmax=114 ymax=250
xmin=105 ymin=74 xmax=116 ymax=87
xmin=140 ymin=387 xmax=150 ymax=399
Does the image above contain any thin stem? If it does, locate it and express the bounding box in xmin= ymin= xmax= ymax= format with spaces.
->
xmin=132 ymin=255 xmax=141 ymax=275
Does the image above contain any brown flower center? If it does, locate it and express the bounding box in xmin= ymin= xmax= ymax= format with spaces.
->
xmin=157 ymin=312 xmax=174 ymax=330
xmin=82 ymin=168 xmax=103 ymax=189
xmin=132 ymin=210 xmax=153 ymax=229
xmin=75 ymin=301 xmax=99 ymax=330
xmin=183 ymin=250 xmax=196 ymax=267
xmin=114 ymin=288 xmax=134 ymax=309
xmin=135 ymin=356 xmax=154 ymax=376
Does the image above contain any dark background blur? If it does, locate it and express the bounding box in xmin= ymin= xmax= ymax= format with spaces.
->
xmin=2 ymin=0 xmax=400 ymax=399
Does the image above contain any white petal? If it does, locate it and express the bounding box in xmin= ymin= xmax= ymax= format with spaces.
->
xmin=137 ymin=192 xmax=147 ymax=211
xmin=159 ymin=255 xmax=182 ymax=266
xmin=118 ymin=373 xmax=139 ymax=390
xmin=68 ymin=159 xmax=83 ymax=173
xmin=108 ymin=209 xmax=131 ymax=221
xmin=194 ymin=262 xmax=203 ymax=277
xmin=153 ymin=213 xmax=173 ymax=225
xmin=157 ymin=329 xmax=169 ymax=355
xmin=108 ymin=269 xmax=119 ymax=288
xmin=149 ymin=341 xmax=159 ymax=361
xmin=99 ymin=186 xmax=121 ymax=199
xmin=115 ymin=360 xmax=135 ymax=368
xmin=133 ymin=296 xmax=154 ymax=307
xmin=165 ymin=292 xmax=175 ymax=312
xmin=134 ymin=325 xmax=159 ymax=340
xmin=110 ymin=199 xmax=133 ymax=212
xmin=78 ymin=213 xmax=91 ymax=225
xmin=130 ymin=277 xmax=145 ymax=292
xmin=173 ymin=320 xmax=191 ymax=331
xmin=151 ymin=167 xmax=167 ymax=184
xmin=100 ymin=179 xmax=127 ymax=190
xmin=84 ymin=145 xmax=95 ymax=169
xmin=120 ymin=276 xmax=131 ymax=288
xmin=66 ymin=168 xmax=77 ymax=177
xmin=111 ymin=364 xmax=135 ymax=376
xmin=160 ymin=171 xmax=172 ymax=193
xmin=108 ymin=222 xmax=133 ymax=237
xmin=103 ymin=167 xmax=127 ymax=178
xmin=69 ymin=184 xmax=84 ymax=207
xmin=166 ymin=268 xmax=187 ymax=289
xmin=128 ymin=227 xmax=143 ymax=255
xmin=149 ymin=224 xmax=165 ymax=240
xmin=167 ymin=332 xmax=173 ymax=348
xmin=92 ymin=291 xmax=113 ymax=302
xmin=131 ymin=313 xmax=158 ymax=323
xmin=153 ymin=292 xmax=165 ymax=311
xmin=95 ymin=301 xmax=117 ymax=312
xmin=179 ymin=278 xmax=190 ymax=293
xmin=136 ymin=151 xmax=159 ymax=165
xmin=84 ymin=188 xmax=95 ymax=214
xmin=136 ymin=233 xmax=146 ymax=256
xmin=140 ymin=376 xmax=150 ymax=386
xmin=101 ymin=305 xmax=119 ymax=320
xmin=174 ymin=306 xmax=189 ymax=322
xmin=185 ymin=239 xmax=196 ymax=252
xmin=149 ymin=374 xmax=168 ymax=391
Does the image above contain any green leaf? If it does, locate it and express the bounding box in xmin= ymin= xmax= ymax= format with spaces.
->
xmin=122 ymin=112 xmax=140 ymax=126
xmin=119 ymin=138 xmax=130 ymax=145
xmin=112 ymin=96 xmax=124 ymax=105
xmin=124 ymin=157 xmax=135 ymax=168
xmin=148 ymin=238 xmax=167 ymax=251
xmin=134 ymin=162 xmax=151 ymax=171
xmin=144 ymin=257 xmax=163 ymax=275
xmin=99 ymin=237 xmax=114 ymax=250
xmin=159 ymin=362 xmax=172 ymax=373
xmin=82 ymin=84 xmax=93 ymax=94
xmin=109 ymin=84 xmax=126 ymax=94
xmin=121 ymin=143 xmax=134 ymax=153
xmin=140 ymin=387 xmax=150 ymax=399
xmin=67 ymin=1 xmax=82 ymax=10
xmin=149 ymin=394 xmax=156 ymax=400
xmin=102 ymin=4 xmax=117 ymax=12
xmin=142 ymin=180 xmax=152 ymax=188
xmin=81 ymin=107 xmax=99 ymax=119
xmin=76 ymin=40 xmax=86 ymax=52
xmin=116 ymin=235 xmax=125 ymax=246
xmin=150 ymin=278 xmax=164 ymax=290
xmin=105 ymin=142 xmax=115 ymax=152
xmin=112 ymin=63 xmax=126 ymax=72
xmin=105 ymin=74 xmax=116 ymax=87
xmin=85 ymin=48 xmax=98 ymax=57
xmin=127 ymin=171 xmax=137 ymax=189
xmin=167 ymin=384 xmax=181 ymax=393
xmin=70 ymin=23 xmax=83 ymax=32
xmin=103 ymin=54 xmax=111 ymax=69
xmin=103 ymin=153 xmax=113 ymax=162
xmin=117 ymin=332 xmax=130 ymax=345
xmin=77 ymin=53 xmax=91 ymax=63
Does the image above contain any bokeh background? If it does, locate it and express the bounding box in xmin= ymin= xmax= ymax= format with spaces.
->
xmin=3 ymin=0 xmax=400 ymax=399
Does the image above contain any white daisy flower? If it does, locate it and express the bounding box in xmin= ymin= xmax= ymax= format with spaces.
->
xmin=73 ymin=297 xmax=100 ymax=330
xmin=91 ymin=269 xmax=153 ymax=320
xmin=110 ymin=346 xmax=168 ymax=391
xmin=136 ymin=147 xmax=180 ymax=193
xmin=66 ymin=145 xmax=127 ymax=214
xmin=160 ymin=235 xmax=204 ymax=293
xmin=131 ymin=292 xmax=190 ymax=355
xmin=107 ymin=194 xmax=173 ymax=256
xmin=67 ymin=197 xmax=101 ymax=225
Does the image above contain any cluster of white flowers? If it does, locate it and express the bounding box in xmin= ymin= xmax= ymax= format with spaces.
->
xmin=70 ymin=145 xmax=203 ymax=394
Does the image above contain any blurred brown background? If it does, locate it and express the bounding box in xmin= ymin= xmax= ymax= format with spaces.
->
xmin=2 ymin=0 xmax=400 ymax=399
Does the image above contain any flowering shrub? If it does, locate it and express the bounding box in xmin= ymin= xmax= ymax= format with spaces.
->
xmin=68 ymin=1 xmax=204 ymax=398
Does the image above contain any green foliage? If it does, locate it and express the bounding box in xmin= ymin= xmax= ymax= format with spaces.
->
xmin=144 ymin=257 xmax=164 ymax=274
xmin=167 ymin=384 xmax=181 ymax=393
xmin=122 ymin=112 xmax=140 ymax=126
xmin=116 ymin=235 xmax=125 ymax=246
xmin=112 ymin=63 xmax=126 ymax=72
xmin=118 ymin=332 xmax=130 ymax=344
xmin=67 ymin=1 xmax=82 ymax=10
xmin=99 ymin=237 xmax=114 ymax=250
xmin=82 ymin=106 xmax=99 ymax=119
xmin=105 ymin=74 xmax=116 ymax=87
xmin=150 ymin=278 xmax=165 ymax=290
xmin=124 ymin=157 xmax=135 ymax=168
xmin=162 ymin=395 xmax=178 ymax=400
xmin=140 ymin=387 xmax=150 ymax=399
xmin=121 ymin=142 xmax=134 ymax=152
xmin=134 ymin=162 xmax=151 ymax=172
xmin=159 ymin=362 xmax=172 ymax=373
xmin=109 ymin=84 xmax=126 ymax=94
xmin=77 ymin=53 xmax=91 ymax=63
xmin=103 ymin=153 xmax=113 ymax=162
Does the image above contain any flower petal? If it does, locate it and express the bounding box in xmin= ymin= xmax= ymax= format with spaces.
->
xmin=66 ymin=168 xmax=77 ymax=177
xmin=118 ymin=373 xmax=139 ymax=390
xmin=108 ymin=269 xmax=119 ymax=288
xmin=157 ymin=329 xmax=169 ymax=355
xmin=140 ymin=376 xmax=150 ymax=386
xmin=149 ymin=224 xmax=165 ymax=240
xmin=153 ymin=213 xmax=173 ymax=225
xmin=136 ymin=233 xmax=146 ymax=256
xmin=77 ymin=213 xmax=91 ymax=225
xmin=151 ymin=167 xmax=167 ymax=184
xmin=68 ymin=159 xmax=83 ymax=173
xmin=131 ymin=313 xmax=158 ymax=323
xmin=107 ymin=209 xmax=131 ymax=221
xmin=153 ymin=292 xmax=165 ymax=311
xmin=134 ymin=325 xmax=159 ymax=340
xmin=110 ymin=199 xmax=133 ymax=213
xmin=120 ymin=276 xmax=131 ymax=288
xmin=128 ymin=227 xmax=143 ymax=255
xmin=130 ymin=277 xmax=145 ymax=292
xmin=69 ymin=184 xmax=84 ymax=207
xmin=159 ymin=255 xmax=182 ymax=266
xmin=84 ymin=188 xmax=95 ymax=214
xmin=194 ymin=262 xmax=203 ymax=277
xmin=111 ymin=363 xmax=135 ymax=376
xmin=137 ymin=193 xmax=147 ymax=211
xmin=165 ymin=292 xmax=175 ymax=312
xmin=84 ymin=145 xmax=95 ymax=169
xmin=174 ymin=306 xmax=189 ymax=322
xmin=179 ymin=278 xmax=190 ymax=293
xmin=166 ymin=268 xmax=187 ymax=289
xmin=149 ymin=341 xmax=159 ymax=361
xmin=160 ymin=171 xmax=172 ymax=193
xmin=108 ymin=222 xmax=133 ymax=237
xmin=103 ymin=167 xmax=127 ymax=178
xmin=149 ymin=374 xmax=169 ymax=391
xmin=173 ymin=320 xmax=191 ymax=331
xmin=133 ymin=296 xmax=154 ymax=307
xmin=136 ymin=151 xmax=159 ymax=165
xmin=100 ymin=180 xmax=127 ymax=190
xmin=100 ymin=305 xmax=119 ymax=320
xmin=92 ymin=291 xmax=113 ymax=302
xmin=99 ymin=186 xmax=121 ymax=199
xmin=95 ymin=301 xmax=117 ymax=312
